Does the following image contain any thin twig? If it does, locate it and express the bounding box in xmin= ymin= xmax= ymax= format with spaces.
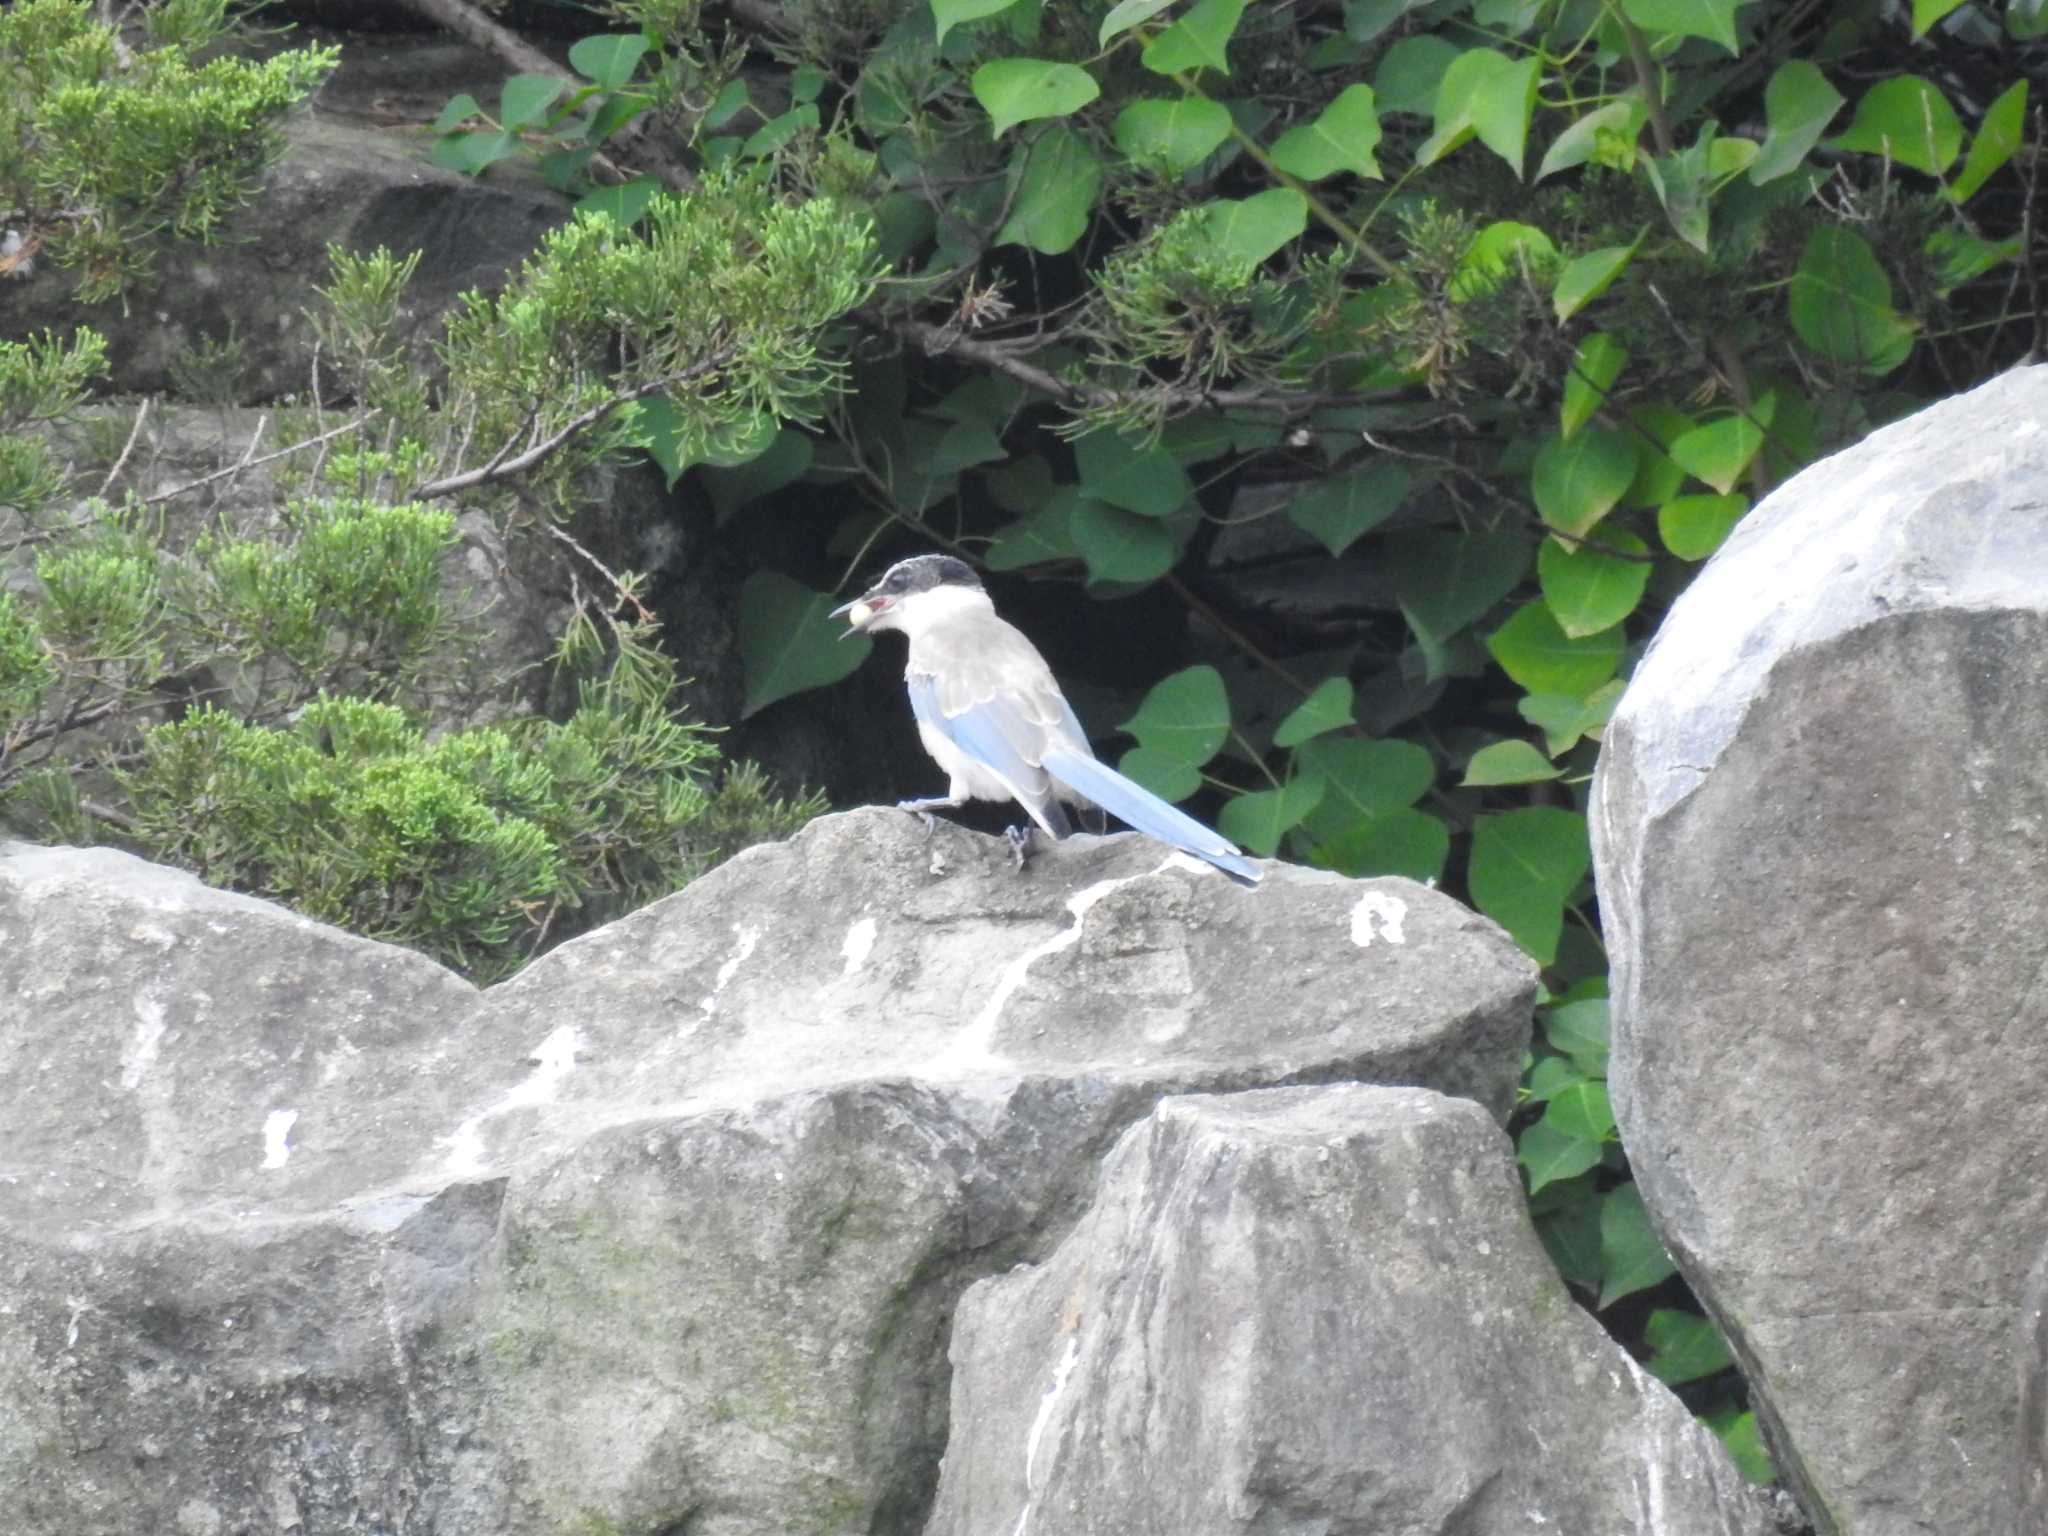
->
xmin=543 ymin=520 xmax=653 ymax=622
xmin=1618 ymin=14 xmax=1676 ymax=157
xmin=893 ymin=316 xmax=1098 ymax=403
xmin=2025 ymin=106 xmax=2045 ymax=364
xmin=888 ymin=316 xmax=1396 ymax=417
xmin=0 ymin=695 xmax=124 ymax=757
xmin=1162 ymin=570 xmax=1312 ymax=696
xmin=140 ymin=415 xmax=377 ymax=505
xmin=411 ymin=358 xmax=732 ymax=502
xmin=80 ymin=797 xmax=138 ymax=832
xmin=96 ymin=397 xmax=151 ymax=498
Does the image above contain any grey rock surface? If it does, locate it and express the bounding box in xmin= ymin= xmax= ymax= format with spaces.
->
xmin=930 ymin=1084 xmax=1776 ymax=1536
xmin=1591 ymin=364 xmax=2048 ymax=1535
xmin=0 ymin=808 xmax=1535 ymax=1535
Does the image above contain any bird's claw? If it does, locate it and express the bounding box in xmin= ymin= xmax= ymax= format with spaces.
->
xmin=1004 ymin=824 xmax=1032 ymax=871
xmin=896 ymin=800 xmax=942 ymax=838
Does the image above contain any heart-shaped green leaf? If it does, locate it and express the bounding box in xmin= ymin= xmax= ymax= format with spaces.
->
xmin=1141 ymin=0 xmax=1246 ymax=74
xmin=568 ymin=34 xmax=651 ymax=90
xmin=1621 ymin=0 xmax=1741 ymax=51
xmin=1560 ymin=332 xmax=1628 ymax=439
xmin=1750 ymin=60 xmax=1845 ymax=183
xmin=1487 ymin=601 xmax=1624 ymax=697
xmin=1658 ymin=493 xmax=1748 ymax=559
xmin=1538 ymin=527 xmax=1651 ymax=637
xmin=1599 ymin=1184 xmax=1677 ymax=1307
xmin=933 ymin=0 xmax=1024 ymax=44
xmin=1469 ymin=804 xmax=1589 ymax=965
xmin=1113 ymin=95 xmax=1234 ymax=171
xmin=996 ymin=126 xmax=1102 ymax=254
xmin=1553 ymin=241 xmax=1640 ymax=321
xmin=1531 ymin=428 xmax=1638 ymax=537
xmin=1273 ymin=676 xmax=1355 ymax=748
xmin=1192 ymin=188 xmax=1309 ymax=266
xmin=1074 ymin=429 xmax=1193 ymax=517
xmin=500 ymin=74 xmax=563 ymax=129
xmin=972 ymin=58 xmax=1100 ymax=137
xmin=738 ymin=572 xmax=872 ymax=718
xmin=1462 ymin=738 xmax=1564 ymax=786
xmin=1826 ymin=75 xmax=1963 ymax=176
xmin=1070 ymin=499 xmax=1177 ymax=583
xmin=1269 ymin=84 xmax=1383 ymax=181
xmin=1120 ymin=664 xmax=1230 ymax=765
xmin=1220 ymin=776 xmax=1327 ymax=855
xmin=1287 ymin=462 xmax=1409 ymax=554
xmin=1950 ymin=79 xmax=2028 ymax=203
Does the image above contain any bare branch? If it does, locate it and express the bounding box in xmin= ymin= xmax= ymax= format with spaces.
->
xmin=411 ymin=355 xmax=733 ymax=502
xmin=892 ymin=316 xmax=1102 ymax=405
xmin=393 ymin=0 xmax=563 ymax=83
xmin=96 ymin=396 xmax=151 ymax=499
xmin=140 ymin=414 xmax=379 ymax=506
xmin=542 ymin=521 xmax=653 ymax=623
xmin=389 ymin=0 xmax=694 ymax=190
xmin=887 ymin=316 xmax=1401 ymax=418
xmin=80 ymin=797 xmax=137 ymax=832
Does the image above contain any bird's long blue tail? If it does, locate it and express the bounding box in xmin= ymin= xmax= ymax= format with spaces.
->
xmin=1042 ymin=750 xmax=1261 ymax=886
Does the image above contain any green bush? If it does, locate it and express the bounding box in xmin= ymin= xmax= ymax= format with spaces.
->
xmin=0 ymin=0 xmax=338 ymax=300
xmin=107 ymin=629 xmax=822 ymax=982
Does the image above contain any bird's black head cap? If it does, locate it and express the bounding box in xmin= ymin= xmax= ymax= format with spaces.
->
xmin=871 ymin=553 xmax=981 ymax=597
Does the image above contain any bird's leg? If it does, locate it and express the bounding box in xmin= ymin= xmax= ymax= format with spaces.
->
xmin=1004 ymin=824 xmax=1033 ymax=871
xmin=897 ymin=794 xmax=964 ymax=837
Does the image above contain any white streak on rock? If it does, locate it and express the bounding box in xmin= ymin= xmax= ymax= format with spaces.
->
xmin=439 ymin=1025 xmax=585 ymax=1175
xmin=840 ymin=916 xmax=877 ymax=976
xmin=120 ymin=996 xmax=166 ymax=1090
xmin=946 ymin=859 xmax=1178 ymax=1069
xmin=698 ymin=923 xmax=762 ymax=1015
xmin=260 ymin=1109 xmax=298 ymax=1170
xmin=1013 ymin=1335 xmax=1082 ymax=1536
xmin=1350 ymin=890 xmax=1408 ymax=947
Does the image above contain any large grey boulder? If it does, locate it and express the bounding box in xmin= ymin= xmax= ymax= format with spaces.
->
xmin=1591 ymin=364 xmax=2048 ymax=1534
xmin=930 ymin=1084 xmax=1777 ymax=1536
xmin=0 ymin=808 xmax=1534 ymax=1535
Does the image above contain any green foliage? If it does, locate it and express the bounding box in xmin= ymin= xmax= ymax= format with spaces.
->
xmin=0 ymin=0 xmax=337 ymax=301
xmin=436 ymin=174 xmax=879 ymax=498
xmin=0 ymin=593 xmax=55 ymax=731
xmin=38 ymin=614 xmax=819 ymax=983
xmin=2 ymin=250 xmax=842 ymax=984
xmin=0 ymin=327 xmax=108 ymax=522
xmin=193 ymin=499 xmax=457 ymax=689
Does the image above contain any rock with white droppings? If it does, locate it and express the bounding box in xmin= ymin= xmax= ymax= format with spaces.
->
xmin=0 ymin=810 xmax=1532 ymax=1536
xmin=930 ymin=1085 xmax=1776 ymax=1536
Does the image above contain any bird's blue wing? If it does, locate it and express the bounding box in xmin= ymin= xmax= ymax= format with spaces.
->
xmin=1041 ymin=748 xmax=1261 ymax=886
xmin=908 ymin=671 xmax=1071 ymax=834
xmin=910 ymin=673 xmax=1041 ymax=789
